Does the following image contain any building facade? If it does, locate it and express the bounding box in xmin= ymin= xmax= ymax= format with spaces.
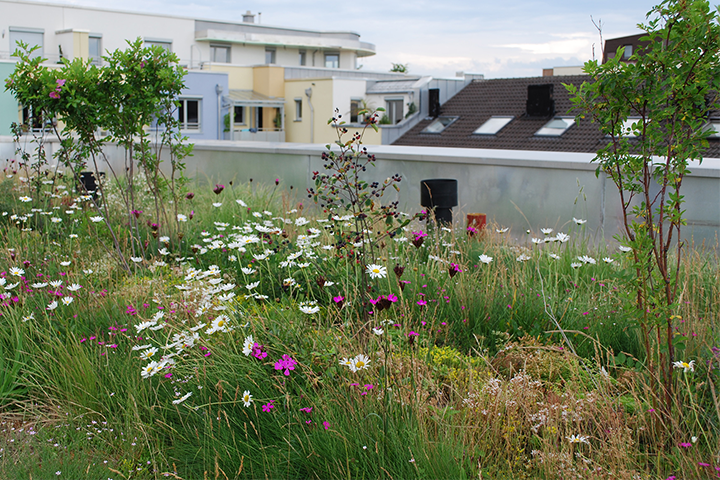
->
xmin=0 ymin=0 xmax=468 ymax=143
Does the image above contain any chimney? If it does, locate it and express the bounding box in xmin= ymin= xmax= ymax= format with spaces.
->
xmin=243 ymin=11 xmax=255 ymax=23
xmin=526 ymin=84 xmax=554 ymax=117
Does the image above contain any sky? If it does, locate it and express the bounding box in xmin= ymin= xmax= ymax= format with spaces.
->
xmin=37 ymin=0 xmax=659 ymax=79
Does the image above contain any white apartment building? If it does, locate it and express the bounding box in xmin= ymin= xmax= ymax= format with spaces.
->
xmin=0 ymin=0 xmax=469 ymax=143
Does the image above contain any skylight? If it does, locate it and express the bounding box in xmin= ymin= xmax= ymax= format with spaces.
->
xmin=605 ymin=118 xmax=641 ymax=138
xmin=422 ymin=116 xmax=458 ymax=134
xmin=535 ymin=117 xmax=575 ymax=137
xmin=620 ymin=118 xmax=641 ymax=137
xmin=473 ymin=116 xmax=513 ymax=135
xmin=703 ymin=120 xmax=720 ymax=138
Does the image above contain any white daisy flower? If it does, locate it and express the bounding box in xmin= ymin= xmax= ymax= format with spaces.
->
xmin=365 ymin=264 xmax=387 ymax=279
xmin=478 ymin=254 xmax=493 ymax=264
xmin=242 ymin=390 xmax=253 ymax=407
xmin=172 ymin=392 xmax=192 ymax=405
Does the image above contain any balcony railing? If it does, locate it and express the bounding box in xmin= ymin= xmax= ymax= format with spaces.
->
xmin=229 ymin=129 xmax=285 ymax=142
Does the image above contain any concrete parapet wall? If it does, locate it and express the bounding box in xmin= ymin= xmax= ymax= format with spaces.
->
xmin=3 ymin=136 xmax=719 ymax=245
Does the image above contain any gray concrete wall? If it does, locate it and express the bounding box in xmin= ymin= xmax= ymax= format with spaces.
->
xmin=3 ymin=136 xmax=719 ymax=245
xmin=178 ymin=141 xmax=720 ymax=246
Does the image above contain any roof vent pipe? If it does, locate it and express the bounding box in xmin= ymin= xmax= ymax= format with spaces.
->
xmin=243 ymin=11 xmax=255 ymax=23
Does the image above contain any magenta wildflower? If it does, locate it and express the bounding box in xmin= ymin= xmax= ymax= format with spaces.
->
xmin=299 ymin=407 xmax=313 ymax=413
xmin=449 ymin=263 xmax=463 ymax=278
xmin=274 ymin=354 xmax=298 ymax=376
xmin=323 ymin=421 xmax=330 ymax=430
xmin=213 ymin=184 xmax=225 ymax=195
xmin=679 ymin=442 xmax=692 ymax=448
xmin=56 ymin=79 xmax=66 ymax=87
xmin=49 ymin=91 xmax=59 ymax=99
xmin=251 ymin=343 xmax=267 ymax=360
xmin=262 ymin=400 xmax=275 ymax=412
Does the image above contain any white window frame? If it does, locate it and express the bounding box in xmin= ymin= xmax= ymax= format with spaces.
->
xmin=324 ymin=52 xmax=340 ymax=69
xmin=294 ymin=99 xmax=303 ymax=121
xmin=535 ymin=117 xmax=575 ymax=137
xmin=350 ymin=99 xmax=363 ymax=124
xmin=233 ymin=106 xmax=246 ymax=126
xmin=385 ymin=98 xmax=404 ymax=125
xmin=144 ymin=37 xmax=173 ymax=51
xmin=210 ymin=44 xmax=231 ymax=64
xmin=473 ymin=116 xmax=513 ymax=135
xmin=299 ymin=50 xmax=306 ymax=66
xmin=89 ymin=33 xmax=102 ymax=65
xmin=178 ymin=97 xmax=202 ymax=131
xmin=20 ymin=104 xmax=55 ymax=133
xmin=9 ymin=27 xmax=44 ymax=60
xmin=704 ymin=120 xmax=720 ymax=138
xmin=421 ymin=116 xmax=458 ymax=134
xmin=265 ymin=48 xmax=276 ymax=65
xmin=623 ymin=44 xmax=633 ymax=59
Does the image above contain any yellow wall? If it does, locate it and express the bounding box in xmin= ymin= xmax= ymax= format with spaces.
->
xmin=284 ymin=78 xmax=381 ymax=145
xmin=252 ymin=66 xmax=284 ymax=98
xmin=73 ymin=31 xmax=89 ymax=61
xmin=284 ymin=78 xmax=331 ymax=144
xmin=207 ymin=64 xmax=254 ymax=89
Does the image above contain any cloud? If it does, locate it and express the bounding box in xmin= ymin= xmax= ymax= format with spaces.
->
xmin=501 ymin=33 xmax=595 ymax=55
xmin=28 ymin=0 xmax=657 ymax=78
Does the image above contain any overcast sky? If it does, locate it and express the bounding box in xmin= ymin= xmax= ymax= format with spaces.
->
xmin=38 ymin=0 xmax=658 ymax=78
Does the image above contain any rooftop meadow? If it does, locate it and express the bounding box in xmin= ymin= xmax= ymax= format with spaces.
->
xmin=2 ymin=1 xmax=720 ymax=478
xmin=1 ymin=158 xmax=717 ymax=479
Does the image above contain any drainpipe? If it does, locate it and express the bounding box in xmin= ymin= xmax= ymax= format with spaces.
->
xmin=215 ymin=84 xmax=223 ymax=140
xmin=305 ymin=87 xmax=314 ymax=143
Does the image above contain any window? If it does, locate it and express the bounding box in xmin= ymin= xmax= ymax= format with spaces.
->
xmin=9 ymin=27 xmax=44 ymax=60
xmin=422 ymin=116 xmax=458 ymax=134
xmin=620 ymin=118 xmax=641 ymax=137
xmin=89 ymin=34 xmax=102 ymax=65
xmin=145 ymin=38 xmax=172 ymax=51
xmin=535 ymin=117 xmax=575 ymax=136
xmin=299 ymin=50 xmax=306 ymax=66
xmin=294 ymin=99 xmax=302 ymax=121
xmin=350 ymin=99 xmax=362 ymax=123
xmin=704 ymin=120 xmax=720 ymax=138
xmin=605 ymin=118 xmax=641 ymax=138
xmin=324 ymin=53 xmax=339 ymax=69
xmin=473 ymin=116 xmax=513 ymax=135
xmin=623 ymin=44 xmax=633 ymax=59
xmin=210 ymin=44 xmax=231 ymax=63
xmin=178 ymin=98 xmax=201 ymax=130
xmin=385 ymin=99 xmax=404 ymax=125
xmin=234 ymin=106 xmax=245 ymax=125
xmin=21 ymin=106 xmax=49 ymax=132
xmin=265 ymin=48 xmax=276 ymax=64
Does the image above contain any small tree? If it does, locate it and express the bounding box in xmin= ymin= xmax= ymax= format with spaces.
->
xmin=567 ymin=0 xmax=720 ymax=413
xmin=6 ymin=39 xmax=190 ymax=267
xmin=390 ymin=63 xmax=408 ymax=73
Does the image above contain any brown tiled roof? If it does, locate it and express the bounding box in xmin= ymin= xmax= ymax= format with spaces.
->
xmin=392 ymin=75 xmax=720 ymax=158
